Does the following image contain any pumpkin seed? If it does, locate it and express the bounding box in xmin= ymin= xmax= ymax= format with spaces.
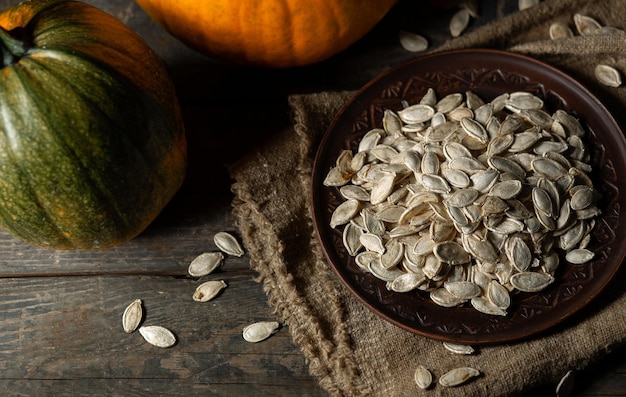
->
xmin=370 ymin=144 xmax=399 ymax=163
xmin=357 ymin=232 xmax=383 ymax=254
xmin=380 ymin=238 xmax=404 ymax=269
xmin=460 ymin=117 xmax=488 ymax=143
xmin=369 ymin=259 xmax=405 ymax=282
xmin=420 ymin=88 xmax=437 ymax=106
xmin=444 ymin=281 xmax=481 ymax=299
xmin=436 ymin=93 xmax=464 ymax=113
xmin=139 ymin=325 xmax=177 ymax=348
xmin=242 ymin=321 xmax=280 ymax=343
xmin=489 ymin=180 xmax=523 ymax=200
xmin=389 ymin=272 xmax=425 ymax=292
xmin=471 ymin=296 xmax=507 ymax=316
xmin=506 ymin=236 xmax=533 ymax=272
xmin=398 ymin=30 xmax=429 ymax=52
xmin=450 ymin=8 xmax=471 ymax=37
xmin=370 ymin=174 xmax=396 ymax=205
xmin=414 ymin=365 xmax=433 ymax=389
xmin=421 ymin=150 xmax=440 ymax=175
xmin=421 ymin=174 xmax=451 ymax=194
xmin=487 ymin=133 xmax=514 ymax=157
xmin=510 ymin=271 xmax=554 ymax=292
xmin=442 ymin=168 xmax=470 ymax=188
xmin=487 ymin=281 xmax=511 ymax=310
xmin=488 ymin=157 xmax=525 ymax=179
xmin=554 ymin=110 xmax=585 ymax=137
xmin=439 ymin=367 xmax=481 ymax=387
xmin=508 ymin=92 xmax=544 ymax=110
xmin=358 ymin=129 xmax=382 ymax=152
xmin=399 ymin=104 xmax=435 ymax=124
xmin=550 ymin=22 xmax=574 ymax=40
xmin=574 ymin=14 xmax=602 ymax=35
xmin=342 ymin=223 xmax=362 ymax=256
xmin=330 ymin=199 xmax=359 ymax=228
xmin=122 ymin=299 xmax=143 ymax=334
xmin=431 ymin=288 xmax=465 ymax=307
xmin=448 ymin=156 xmax=486 ymax=173
xmin=382 ymin=110 xmax=402 ymax=137
xmin=443 ymin=342 xmax=475 ymax=355
xmin=433 ymin=241 xmax=470 ymax=265
xmin=565 ymin=248 xmax=595 ymax=264
xmin=518 ymin=0 xmax=539 ymax=10
xmin=340 ymin=185 xmax=370 ymax=201
xmin=443 ymin=141 xmax=473 ymax=160
xmin=570 ymin=187 xmax=594 ymax=210
xmin=556 ymin=370 xmax=575 ymax=397
xmin=188 ymin=252 xmax=224 ymax=277
xmin=444 ymin=188 xmax=479 ymax=208
xmin=595 ymin=64 xmax=622 ymax=87
xmin=214 ymin=231 xmax=245 ymax=257
xmin=532 ymin=187 xmax=555 ymax=217
xmin=193 ymin=280 xmax=227 ymax=302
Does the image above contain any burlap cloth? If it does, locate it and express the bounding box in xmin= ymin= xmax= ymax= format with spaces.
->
xmin=229 ymin=0 xmax=626 ymax=395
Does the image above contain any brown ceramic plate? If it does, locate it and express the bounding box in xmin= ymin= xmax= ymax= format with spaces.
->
xmin=311 ymin=49 xmax=626 ymax=345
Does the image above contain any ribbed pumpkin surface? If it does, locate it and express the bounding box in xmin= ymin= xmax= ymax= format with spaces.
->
xmin=135 ymin=0 xmax=399 ymax=68
xmin=0 ymin=0 xmax=187 ymax=249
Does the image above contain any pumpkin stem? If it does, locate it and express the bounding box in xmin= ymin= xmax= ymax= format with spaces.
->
xmin=0 ymin=27 xmax=28 ymax=67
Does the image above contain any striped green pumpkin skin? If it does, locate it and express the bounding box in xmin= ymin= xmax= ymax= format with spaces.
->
xmin=0 ymin=0 xmax=187 ymax=249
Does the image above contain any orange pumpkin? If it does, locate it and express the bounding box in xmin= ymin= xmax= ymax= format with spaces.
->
xmin=135 ymin=0 xmax=399 ymax=68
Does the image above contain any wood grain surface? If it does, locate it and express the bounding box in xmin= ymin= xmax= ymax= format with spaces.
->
xmin=0 ymin=0 xmax=623 ymax=396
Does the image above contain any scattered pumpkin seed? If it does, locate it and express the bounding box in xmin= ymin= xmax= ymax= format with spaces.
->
xmin=188 ymin=251 xmax=224 ymax=277
xmin=439 ymin=367 xmax=480 ymax=387
xmin=242 ymin=321 xmax=280 ymax=343
xmin=122 ymin=299 xmax=143 ymax=334
xmin=556 ymin=370 xmax=575 ymax=397
xmin=449 ymin=8 xmax=470 ymax=37
xmin=459 ymin=0 xmax=479 ymax=18
xmin=398 ymin=30 xmax=429 ymax=52
xmin=414 ymin=365 xmax=433 ymax=389
xmin=214 ymin=231 xmax=245 ymax=257
xmin=193 ymin=280 xmax=227 ymax=302
xmin=442 ymin=341 xmax=475 ymax=355
xmin=549 ymin=22 xmax=574 ymax=40
xmin=518 ymin=0 xmax=539 ymax=10
xmin=595 ymin=64 xmax=622 ymax=87
xmin=139 ymin=325 xmax=177 ymax=348
xmin=574 ymin=13 xmax=602 ymax=35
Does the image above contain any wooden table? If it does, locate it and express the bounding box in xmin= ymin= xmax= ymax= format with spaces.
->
xmin=0 ymin=0 xmax=623 ymax=395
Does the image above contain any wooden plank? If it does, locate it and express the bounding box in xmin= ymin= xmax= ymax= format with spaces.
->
xmin=0 ymin=380 xmax=326 ymax=397
xmin=0 ymin=193 xmax=250 ymax=276
xmin=0 ymin=273 xmax=320 ymax=391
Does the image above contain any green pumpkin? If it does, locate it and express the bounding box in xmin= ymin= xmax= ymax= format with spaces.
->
xmin=0 ymin=0 xmax=187 ymax=249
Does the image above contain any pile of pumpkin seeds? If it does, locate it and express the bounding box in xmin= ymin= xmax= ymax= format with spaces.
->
xmin=121 ymin=231 xmax=280 ymax=348
xmin=324 ymin=88 xmax=600 ymax=316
